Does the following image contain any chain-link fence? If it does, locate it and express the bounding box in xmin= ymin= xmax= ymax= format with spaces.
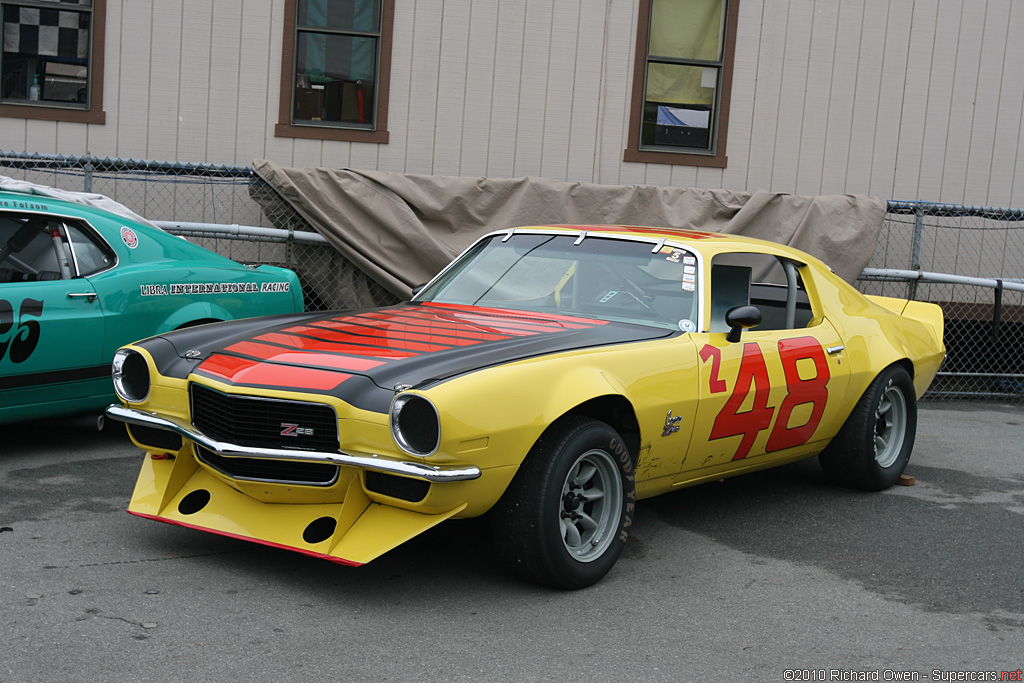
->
xmin=858 ymin=203 xmax=1024 ymax=400
xmin=2 ymin=151 xmax=1022 ymax=400
xmin=0 ymin=151 xmax=399 ymax=312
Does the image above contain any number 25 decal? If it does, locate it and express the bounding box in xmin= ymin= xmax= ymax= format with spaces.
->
xmin=0 ymin=298 xmax=44 ymax=364
xmin=700 ymin=337 xmax=830 ymax=460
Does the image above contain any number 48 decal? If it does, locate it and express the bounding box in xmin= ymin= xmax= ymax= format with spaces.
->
xmin=700 ymin=337 xmax=830 ymax=460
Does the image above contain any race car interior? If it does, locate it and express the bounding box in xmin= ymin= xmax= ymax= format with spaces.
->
xmin=0 ymin=212 xmax=113 ymax=282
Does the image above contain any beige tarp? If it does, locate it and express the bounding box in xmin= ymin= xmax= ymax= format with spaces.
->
xmin=253 ymin=159 xmax=885 ymax=299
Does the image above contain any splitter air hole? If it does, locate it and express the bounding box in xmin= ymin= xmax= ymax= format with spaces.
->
xmin=178 ymin=490 xmax=211 ymax=515
xmin=303 ymin=517 xmax=337 ymax=544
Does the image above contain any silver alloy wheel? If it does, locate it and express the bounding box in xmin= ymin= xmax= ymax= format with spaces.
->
xmin=559 ymin=448 xmax=623 ymax=562
xmin=873 ymin=383 xmax=907 ymax=468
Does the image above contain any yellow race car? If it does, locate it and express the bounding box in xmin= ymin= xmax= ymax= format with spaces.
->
xmin=106 ymin=225 xmax=944 ymax=589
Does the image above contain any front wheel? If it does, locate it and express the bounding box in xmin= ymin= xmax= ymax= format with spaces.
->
xmin=819 ymin=364 xmax=917 ymax=491
xmin=490 ymin=417 xmax=635 ymax=589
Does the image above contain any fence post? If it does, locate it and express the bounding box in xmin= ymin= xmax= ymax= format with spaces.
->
xmin=83 ymin=158 xmax=93 ymax=193
xmin=286 ymin=223 xmax=294 ymax=269
xmin=908 ymin=208 xmax=924 ymax=300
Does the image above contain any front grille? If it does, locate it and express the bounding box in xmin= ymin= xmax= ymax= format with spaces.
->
xmin=190 ymin=383 xmax=339 ymax=451
xmin=196 ymin=447 xmax=340 ymax=486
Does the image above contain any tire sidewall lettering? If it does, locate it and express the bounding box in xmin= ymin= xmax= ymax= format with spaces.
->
xmin=608 ymin=437 xmax=634 ymax=474
xmin=606 ymin=437 xmax=635 ymax=542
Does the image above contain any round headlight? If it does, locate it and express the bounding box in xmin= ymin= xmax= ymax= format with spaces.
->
xmin=390 ymin=394 xmax=440 ymax=457
xmin=112 ymin=348 xmax=150 ymax=402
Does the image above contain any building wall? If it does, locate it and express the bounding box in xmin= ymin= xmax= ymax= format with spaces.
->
xmin=2 ymin=0 xmax=1022 ymax=207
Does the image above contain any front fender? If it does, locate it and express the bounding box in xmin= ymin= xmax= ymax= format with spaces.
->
xmin=424 ymin=355 xmax=641 ymax=474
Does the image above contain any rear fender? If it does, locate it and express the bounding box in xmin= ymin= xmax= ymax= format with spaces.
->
xmin=251 ymin=264 xmax=304 ymax=312
xmin=862 ymin=295 xmax=945 ymax=398
xmin=157 ymin=302 xmax=232 ymax=333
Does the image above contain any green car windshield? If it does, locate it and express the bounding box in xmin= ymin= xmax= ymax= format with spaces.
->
xmin=417 ymin=232 xmax=700 ymax=330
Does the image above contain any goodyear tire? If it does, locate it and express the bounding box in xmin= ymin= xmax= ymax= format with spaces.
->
xmin=819 ymin=364 xmax=917 ymax=491
xmin=491 ymin=416 xmax=635 ymax=589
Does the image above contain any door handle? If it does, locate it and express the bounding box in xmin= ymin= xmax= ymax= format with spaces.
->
xmin=67 ymin=291 xmax=99 ymax=302
xmin=826 ymin=345 xmax=845 ymax=355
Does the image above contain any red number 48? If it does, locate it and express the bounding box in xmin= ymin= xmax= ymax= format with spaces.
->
xmin=702 ymin=337 xmax=830 ymax=460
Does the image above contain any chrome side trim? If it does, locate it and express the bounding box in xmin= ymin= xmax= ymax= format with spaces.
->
xmin=106 ymin=404 xmax=482 ymax=482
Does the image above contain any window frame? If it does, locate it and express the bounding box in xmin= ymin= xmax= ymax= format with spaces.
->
xmin=0 ymin=0 xmax=105 ymax=124
xmin=624 ymin=0 xmax=739 ymax=168
xmin=275 ymin=0 xmax=393 ymax=144
xmin=709 ymin=252 xmax=815 ymax=332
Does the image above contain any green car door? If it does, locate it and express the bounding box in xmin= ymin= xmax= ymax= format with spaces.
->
xmin=0 ymin=214 xmax=108 ymax=421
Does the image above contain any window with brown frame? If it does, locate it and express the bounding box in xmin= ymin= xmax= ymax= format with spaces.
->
xmin=276 ymin=0 xmax=393 ymax=143
xmin=625 ymin=0 xmax=738 ymax=167
xmin=0 ymin=0 xmax=105 ymax=124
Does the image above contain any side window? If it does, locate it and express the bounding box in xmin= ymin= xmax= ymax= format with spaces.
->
xmin=0 ymin=213 xmax=65 ymax=281
xmin=625 ymin=0 xmax=739 ymax=167
xmin=66 ymin=221 xmax=114 ymax=275
xmin=0 ymin=213 xmax=111 ymax=281
xmin=0 ymin=0 xmax=106 ymax=124
xmin=710 ymin=252 xmax=813 ymax=332
xmin=275 ymin=0 xmax=394 ymax=143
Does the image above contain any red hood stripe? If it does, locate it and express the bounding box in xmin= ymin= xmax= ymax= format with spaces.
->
xmin=350 ymin=313 xmax=528 ymax=339
xmin=284 ymin=325 xmax=450 ymax=354
xmin=225 ymin=341 xmax=386 ymax=372
xmin=343 ymin=313 xmax=515 ymax=341
xmin=380 ymin=308 xmax=544 ymax=336
xmin=313 ymin=319 xmax=484 ymax=348
xmin=254 ymin=332 xmax=418 ymax=359
xmin=198 ymin=354 xmax=350 ymax=390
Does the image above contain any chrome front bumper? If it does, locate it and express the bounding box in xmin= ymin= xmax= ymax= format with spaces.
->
xmin=106 ymin=404 xmax=482 ymax=483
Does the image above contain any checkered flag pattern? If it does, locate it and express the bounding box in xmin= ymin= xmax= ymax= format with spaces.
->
xmin=3 ymin=4 xmax=89 ymax=60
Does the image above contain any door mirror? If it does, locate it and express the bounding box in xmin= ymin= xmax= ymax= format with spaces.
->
xmin=725 ymin=305 xmax=762 ymax=343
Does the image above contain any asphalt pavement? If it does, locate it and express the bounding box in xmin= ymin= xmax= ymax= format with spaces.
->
xmin=1 ymin=401 xmax=1022 ymax=682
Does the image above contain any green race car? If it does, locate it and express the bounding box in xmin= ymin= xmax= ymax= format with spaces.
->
xmin=0 ymin=187 xmax=303 ymax=425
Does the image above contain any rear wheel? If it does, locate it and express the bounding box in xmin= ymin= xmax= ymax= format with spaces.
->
xmin=819 ymin=364 xmax=917 ymax=491
xmin=490 ymin=416 xmax=635 ymax=589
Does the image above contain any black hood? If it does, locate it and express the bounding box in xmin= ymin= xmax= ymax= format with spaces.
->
xmin=148 ymin=302 xmax=675 ymax=413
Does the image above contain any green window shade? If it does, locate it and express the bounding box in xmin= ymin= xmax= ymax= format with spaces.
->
xmin=649 ymin=0 xmax=724 ymax=61
xmin=646 ymin=63 xmax=717 ymax=106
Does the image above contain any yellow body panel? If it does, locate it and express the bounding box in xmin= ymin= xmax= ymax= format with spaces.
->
xmin=116 ymin=225 xmax=945 ymax=570
xmin=129 ymin=454 xmax=472 ymax=565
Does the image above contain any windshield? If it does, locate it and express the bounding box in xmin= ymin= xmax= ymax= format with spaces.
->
xmin=417 ymin=233 xmax=700 ymax=330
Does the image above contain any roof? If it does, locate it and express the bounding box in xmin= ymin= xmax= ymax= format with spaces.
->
xmin=504 ymin=224 xmax=821 ymax=263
